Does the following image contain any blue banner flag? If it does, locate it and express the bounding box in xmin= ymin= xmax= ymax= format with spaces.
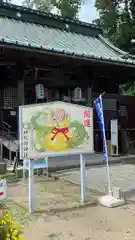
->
xmin=95 ymin=95 xmax=108 ymax=161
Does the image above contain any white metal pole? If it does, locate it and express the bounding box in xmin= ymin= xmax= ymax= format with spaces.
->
xmin=100 ymin=96 xmax=112 ymax=196
xmin=28 ymin=159 xmax=34 ymax=213
xmin=23 ymin=159 xmax=26 ymax=181
xmin=80 ymin=154 xmax=86 ymax=203
xmin=46 ymin=156 xmax=48 ymax=178
xmin=116 ymin=119 xmax=119 ymax=155
xmin=1 ymin=143 xmax=3 ymax=160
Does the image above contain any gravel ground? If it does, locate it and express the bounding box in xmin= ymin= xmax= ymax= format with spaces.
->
xmin=23 ymin=204 xmax=135 ymax=240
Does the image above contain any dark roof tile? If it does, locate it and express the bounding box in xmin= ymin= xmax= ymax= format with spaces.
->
xmin=0 ymin=17 xmax=135 ymax=65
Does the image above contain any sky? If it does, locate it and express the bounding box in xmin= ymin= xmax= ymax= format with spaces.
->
xmin=11 ymin=0 xmax=98 ymax=23
xmin=79 ymin=0 xmax=98 ymax=23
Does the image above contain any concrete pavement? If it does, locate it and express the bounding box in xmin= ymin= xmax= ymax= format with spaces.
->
xmin=60 ymin=164 xmax=135 ymax=201
xmin=47 ymin=153 xmax=117 ymax=171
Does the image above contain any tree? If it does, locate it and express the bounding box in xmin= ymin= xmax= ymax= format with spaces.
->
xmin=22 ymin=0 xmax=53 ymax=12
xmin=94 ymin=0 xmax=135 ymax=51
xmin=94 ymin=0 xmax=135 ymax=95
xmin=120 ymin=82 xmax=135 ymax=95
xmin=52 ymin=0 xmax=81 ymax=19
xmin=22 ymin=0 xmax=85 ymax=19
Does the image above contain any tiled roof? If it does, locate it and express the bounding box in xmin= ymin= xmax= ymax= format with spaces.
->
xmin=0 ymin=3 xmax=135 ymax=65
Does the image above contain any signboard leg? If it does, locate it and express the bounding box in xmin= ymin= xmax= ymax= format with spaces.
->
xmin=80 ymin=154 xmax=86 ymax=204
xmin=46 ymin=156 xmax=48 ymax=178
xmin=23 ymin=159 xmax=27 ymax=181
xmin=0 ymin=143 xmax=3 ymax=160
xmin=28 ymin=159 xmax=35 ymax=213
xmin=42 ymin=156 xmax=48 ymax=178
xmin=23 ymin=164 xmax=26 ymax=181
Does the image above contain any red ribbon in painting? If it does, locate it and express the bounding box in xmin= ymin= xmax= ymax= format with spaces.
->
xmin=51 ymin=127 xmax=69 ymax=141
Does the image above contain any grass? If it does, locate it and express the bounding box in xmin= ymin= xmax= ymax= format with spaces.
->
xmin=6 ymin=200 xmax=32 ymax=226
xmin=0 ymin=172 xmax=22 ymax=184
xmin=0 ymin=172 xmax=38 ymax=227
xmin=0 ymin=170 xmax=97 ymax=222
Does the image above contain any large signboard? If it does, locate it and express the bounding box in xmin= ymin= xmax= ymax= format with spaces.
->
xmin=19 ymin=101 xmax=93 ymax=159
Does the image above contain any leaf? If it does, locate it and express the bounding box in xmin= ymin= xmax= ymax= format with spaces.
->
xmin=48 ymin=233 xmax=57 ymax=238
xmin=94 ymin=0 xmax=133 ymax=52
xmin=22 ymin=0 xmax=86 ymax=19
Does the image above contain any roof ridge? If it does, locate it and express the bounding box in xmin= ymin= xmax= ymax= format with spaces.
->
xmin=0 ymin=1 xmax=101 ymax=30
xmin=99 ymin=34 xmax=135 ymax=60
xmin=98 ymin=34 xmax=126 ymax=56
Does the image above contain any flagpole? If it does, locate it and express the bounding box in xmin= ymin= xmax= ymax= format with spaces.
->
xmin=100 ymin=95 xmax=112 ymax=196
xmin=94 ymin=91 xmax=105 ymax=104
xmin=94 ymin=93 xmax=112 ymax=196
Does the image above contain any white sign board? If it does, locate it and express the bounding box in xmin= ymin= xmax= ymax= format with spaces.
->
xmin=19 ymin=101 xmax=94 ymax=159
xmin=111 ymin=119 xmax=118 ymax=155
xmin=0 ymin=179 xmax=7 ymax=200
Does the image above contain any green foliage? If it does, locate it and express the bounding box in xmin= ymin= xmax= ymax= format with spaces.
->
xmin=52 ymin=0 xmax=82 ymax=19
xmin=94 ymin=0 xmax=135 ymax=94
xmin=94 ymin=0 xmax=135 ymax=51
xmin=22 ymin=0 xmax=86 ymax=18
xmin=22 ymin=0 xmax=53 ymax=12
xmin=0 ymin=208 xmax=24 ymax=240
xmin=120 ymin=83 xmax=135 ymax=96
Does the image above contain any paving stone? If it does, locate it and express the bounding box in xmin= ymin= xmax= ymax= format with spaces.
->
xmin=62 ymin=164 xmax=135 ymax=201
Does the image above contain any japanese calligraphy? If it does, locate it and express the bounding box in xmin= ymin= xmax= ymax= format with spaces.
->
xmin=23 ymin=126 xmax=29 ymax=158
xmin=84 ymin=110 xmax=90 ymax=118
xmin=84 ymin=110 xmax=91 ymax=127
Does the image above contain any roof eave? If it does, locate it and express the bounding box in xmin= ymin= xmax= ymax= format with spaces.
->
xmin=1 ymin=42 xmax=135 ymax=68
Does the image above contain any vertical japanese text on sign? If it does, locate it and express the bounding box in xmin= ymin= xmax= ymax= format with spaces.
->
xmin=84 ymin=110 xmax=91 ymax=127
xmin=23 ymin=126 xmax=29 ymax=157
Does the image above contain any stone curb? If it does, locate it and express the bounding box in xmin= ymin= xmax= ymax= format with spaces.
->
xmin=61 ymin=178 xmax=104 ymax=197
xmin=13 ymin=159 xmax=122 ymax=178
xmin=48 ymin=159 xmax=122 ymax=172
xmin=9 ymin=155 xmax=135 ymax=175
xmin=48 ymin=155 xmax=135 ymax=172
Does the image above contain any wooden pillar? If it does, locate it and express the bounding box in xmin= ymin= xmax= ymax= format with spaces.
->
xmin=17 ymin=80 xmax=24 ymax=106
xmin=116 ymin=84 xmax=120 ymax=119
xmin=17 ymin=80 xmax=24 ymax=140
xmin=88 ymin=86 xmax=92 ymax=107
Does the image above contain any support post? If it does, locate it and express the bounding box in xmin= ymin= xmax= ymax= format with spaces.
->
xmin=28 ymin=159 xmax=35 ymax=214
xmin=80 ymin=154 xmax=86 ymax=204
xmin=88 ymin=86 xmax=92 ymax=107
xmin=9 ymin=149 xmax=12 ymax=165
xmin=17 ymin=80 xmax=24 ymax=140
xmin=0 ymin=143 xmax=3 ymax=161
xmin=17 ymin=80 xmax=24 ymax=105
xmin=8 ymin=140 xmax=12 ymax=164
